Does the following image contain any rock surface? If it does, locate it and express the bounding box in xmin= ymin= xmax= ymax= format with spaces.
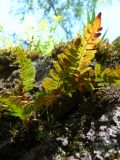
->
xmin=0 ymin=98 xmax=119 ymax=160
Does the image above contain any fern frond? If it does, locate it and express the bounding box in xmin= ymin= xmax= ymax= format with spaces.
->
xmin=0 ymin=96 xmax=25 ymax=120
xmin=42 ymin=13 xmax=102 ymax=95
xmin=34 ymin=89 xmax=60 ymax=109
xmin=79 ymin=12 xmax=102 ymax=74
xmin=16 ymin=47 xmax=35 ymax=92
xmin=0 ymin=95 xmax=34 ymax=121
xmin=95 ymin=64 xmax=120 ymax=86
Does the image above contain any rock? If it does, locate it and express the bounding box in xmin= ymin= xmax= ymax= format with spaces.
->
xmin=22 ymin=138 xmax=58 ymax=160
xmin=66 ymin=156 xmax=78 ymax=160
xmin=0 ymin=58 xmax=17 ymax=80
xmin=0 ymin=92 xmax=120 ymax=160
xmin=33 ymin=56 xmax=52 ymax=82
xmin=0 ymin=44 xmax=120 ymax=160
xmin=56 ymin=137 xmax=68 ymax=146
xmin=86 ymin=106 xmax=120 ymax=159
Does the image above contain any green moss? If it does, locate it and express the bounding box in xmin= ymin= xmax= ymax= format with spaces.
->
xmin=0 ymin=46 xmax=39 ymax=66
xmin=0 ymin=47 xmax=19 ymax=66
xmin=81 ymin=85 xmax=120 ymax=118
xmin=95 ymin=39 xmax=120 ymax=67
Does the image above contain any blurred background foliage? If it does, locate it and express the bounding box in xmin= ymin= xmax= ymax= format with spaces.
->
xmin=0 ymin=0 xmax=119 ymax=55
xmin=10 ymin=0 xmax=116 ymax=37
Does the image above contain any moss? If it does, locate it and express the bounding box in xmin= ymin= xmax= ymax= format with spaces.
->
xmin=80 ymin=85 xmax=120 ymax=119
xmin=95 ymin=39 xmax=120 ymax=67
xmin=0 ymin=46 xmax=40 ymax=80
xmin=0 ymin=46 xmax=40 ymax=67
xmin=112 ymin=36 xmax=120 ymax=48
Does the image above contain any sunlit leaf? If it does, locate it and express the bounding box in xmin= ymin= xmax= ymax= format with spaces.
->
xmin=50 ymin=69 xmax=60 ymax=81
xmin=52 ymin=16 xmax=64 ymax=23
xmin=95 ymin=64 xmax=101 ymax=77
xmin=39 ymin=19 xmax=47 ymax=31
xmin=42 ymin=77 xmax=61 ymax=91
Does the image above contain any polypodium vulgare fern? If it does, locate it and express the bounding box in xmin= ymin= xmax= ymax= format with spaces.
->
xmin=16 ymin=47 xmax=36 ymax=92
xmin=0 ymin=47 xmax=36 ymax=123
xmin=42 ymin=12 xmax=102 ymax=96
xmin=0 ymin=95 xmax=34 ymax=122
xmin=42 ymin=12 xmax=120 ymax=104
xmin=95 ymin=64 xmax=120 ymax=87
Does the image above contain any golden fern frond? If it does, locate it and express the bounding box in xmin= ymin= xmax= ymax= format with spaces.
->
xmin=42 ymin=13 xmax=102 ymax=95
xmin=78 ymin=12 xmax=102 ymax=75
xmin=42 ymin=61 xmax=63 ymax=92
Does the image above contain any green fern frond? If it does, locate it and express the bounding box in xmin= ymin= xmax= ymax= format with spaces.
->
xmin=0 ymin=96 xmax=25 ymax=120
xmin=16 ymin=47 xmax=35 ymax=92
xmin=95 ymin=64 xmax=120 ymax=86
xmin=0 ymin=95 xmax=34 ymax=121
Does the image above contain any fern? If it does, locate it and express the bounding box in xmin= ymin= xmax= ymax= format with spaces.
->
xmin=0 ymin=95 xmax=34 ymax=121
xmin=16 ymin=47 xmax=35 ymax=92
xmin=42 ymin=13 xmax=102 ymax=96
xmin=95 ymin=64 xmax=120 ymax=87
xmin=0 ymin=47 xmax=36 ymax=122
xmin=0 ymin=12 xmax=119 ymax=122
xmin=42 ymin=12 xmax=120 ymax=108
xmin=34 ymin=89 xmax=60 ymax=109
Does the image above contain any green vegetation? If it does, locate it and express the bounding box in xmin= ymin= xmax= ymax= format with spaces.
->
xmin=96 ymin=39 xmax=120 ymax=67
xmin=11 ymin=0 xmax=115 ymax=39
xmin=0 ymin=11 xmax=120 ymax=142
